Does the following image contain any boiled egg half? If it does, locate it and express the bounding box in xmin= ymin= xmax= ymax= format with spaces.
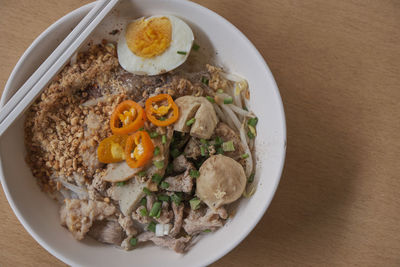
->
xmin=117 ymin=15 xmax=194 ymax=75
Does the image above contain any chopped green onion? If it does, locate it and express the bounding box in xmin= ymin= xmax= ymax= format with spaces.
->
xmin=186 ymin=118 xmax=196 ymax=126
xmin=241 ymin=153 xmax=249 ymax=159
xmin=248 ymin=173 xmax=255 ymax=183
xmin=248 ymin=117 xmax=258 ymax=127
xmin=157 ymin=194 xmax=170 ymax=202
xmin=217 ymin=89 xmax=224 ymax=93
xmin=206 ymin=96 xmax=215 ymax=103
xmin=177 ymin=51 xmax=187 ymax=55
xmin=140 ymin=197 xmax=147 ymax=206
xmin=248 ymin=125 xmax=257 ymax=137
xmin=215 ymin=136 xmax=223 ymax=145
xmin=159 ymin=116 xmax=166 ymax=121
xmin=189 ymin=198 xmax=201 ymax=210
xmin=216 ymin=147 xmax=224 ymax=154
xmin=200 ymin=145 xmax=207 ymax=156
xmin=222 ymin=141 xmax=235 ymax=152
xmin=192 ymin=43 xmax=200 ymax=51
xmin=129 ymin=237 xmax=138 ymax=246
xmin=171 ymin=193 xmax=182 ymax=206
xmin=149 ymin=132 xmax=159 ymax=138
xmin=154 ymin=160 xmax=164 ymax=169
xmin=138 ymin=127 xmax=144 ymax=131
xmin=203 ymin=229 xmax=212 ymax=233
xmin=190 ymin=169 xmax=200 ymax=178
xmin=200 ymin=138 xmax=208 ymax=145
xmin=149 ymin=201 xmax=162 ymax=217
xmin=140 ymin=207 xmax=148 ymax=217
xmin=143 ymin=187 xmax=151 ymax=196
xmin=162 ymin=135 xmax=167 ymax=144
xmin=152 ymin=174 xmax=163 ymax=185
xmin=170 ymin=148 xmax=181 ymax=158
xmin=154 ymin=146 xmax=160 ymax=156
xmin=116 ymin=181 xmax=125 ymax=186
xmin=201 ymin=76 xmax=209 ymax=85
xmin=223 ymin=97 xmax=233 ymax=104
xmin=155 ymin=209 xmax=161 ymax=218
xmin=148 ymin=221 xmax=156 ymax=232
xmin=247 ymin=130 xmax=255 ymax=139
xmin=160 ymin=181 xmax=170 ymax=189
xmin=138 ymin=170 xmax=146 ymax=177
xmin=243 ymin=106 xmax=248 ymax=111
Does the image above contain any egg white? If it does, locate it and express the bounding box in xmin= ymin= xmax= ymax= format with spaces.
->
xmin=117 ymin=15 xmax=194 ymax=75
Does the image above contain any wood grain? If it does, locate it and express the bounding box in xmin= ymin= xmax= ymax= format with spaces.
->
xmin=1 ymin=0 xmax=399 ymax=266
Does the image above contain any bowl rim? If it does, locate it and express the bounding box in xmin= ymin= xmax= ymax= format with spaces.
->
xmin=0 ymin=1 xmax=287 ymax=266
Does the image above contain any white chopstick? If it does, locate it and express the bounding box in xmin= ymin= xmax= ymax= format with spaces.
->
xmin=0 ymin=0 xmax=120 ymax=137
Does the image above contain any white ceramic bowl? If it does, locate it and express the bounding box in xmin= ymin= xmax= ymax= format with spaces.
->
xmin=0 ymin=1 xmax=286 ymax=266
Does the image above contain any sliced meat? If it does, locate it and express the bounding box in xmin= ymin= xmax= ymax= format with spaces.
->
xmin=154 ymin=202 xmax=173 ymax=224
xmin=172 ymin=155 xmax=194 ymax=173
xmin=107 ymin=179 xmax=147 ymax=216
xmin=206 ymin=64 xmax=232 ymax=91
xmin=102 ymin=161 xmax=143 ymax=182
xmin=88 ymin=219 xmax=124 ymax=245
xmin=137 ymin=232 xmax=191 ymax=253
xmin=183 ymin=138 xmax=202 ymax=160
xmin=164 ymin=169 xmax=193 ymax=193
xmin=214 ymin=122 xmax=246 ymax=161
xmin=183 ymin=208 xmax=224 ymax=235
xmin=169 ymin=202 xmax=184 ymax=237
xmin=60 ymin=199 xmax=116 ymax=240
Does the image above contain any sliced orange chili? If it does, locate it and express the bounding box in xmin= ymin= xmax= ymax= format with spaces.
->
xmin=97 ymin=134 xmax=129 ymax=163
xmin=145 ymin=94 xmax=179 ymax=126
xmin=110 ymin=100 xmax=145 ymax=135
xmin=125 ymin=131 xmax=154 ymax=168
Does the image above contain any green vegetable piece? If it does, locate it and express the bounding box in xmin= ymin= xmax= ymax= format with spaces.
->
xmin=170 ymin=148 xmax=181 ymax=158
xmin=200 ymin=145 xmax=207 ymax=156
xmin=151 ymin=174 xmax=163 ymax=185
xmin=140 ymin=197 xmax=147 ymax=206
xmin=160 ymin=181 xmax=170 ymax=189
xmin=149 ymin=132 xmax=159 ymax=138
xmin=223 ymin=97 xmax=233 ymax=104
xmin=216 ymin=147 xmax=224 ymax=154
xmin=130 ymin=237 xmax=138 ymax=246
xmin=171 ymin=193 xmax=182 ymax=206
xmin=203 ymin=229 xmax=212 ymax=233
xmin=248 ymin=173 xmax=255 ymax=183
xmin=149 ymin=201 xmax=162 ymax=217
xmin=157 ymin=194 xmax=170 ymax=202
xmin=247 ymin=130 xmax=255 ymax=139
xmin=192 ymin=43 xmax=200 ymax=51
xmin=222 ymin=141 xmax=235 ymax=152
xmin=201 ymin=76 xmax=209 ymax=85
xmin=162 ymin=135 xmax=167 ymax=144
xmin=148 ymin=221 xmax=156 ymax=232
xmin=215 ymin=136 xmax=223 ymax=145
xmin=189 ymin=198 xmax=201 ymax=210
xmin=140 ymin=208 xmax=148 ymax=217
xmin=154 ymin=146 xmax=160 ymax=156
xmin=177 ymin=51 xmax=187 ymax=55
xmin=154 ymin=160 xmax=164 ymax=169
xmin=190 ymin=169 xmax=200 ymax=178
xmin=217 ymin=89 xmax=224 ymax=93
xmin=206 ymin=96 xmax=215 ymax=103
xmin=186 ymin=118 xmax=196 ymax=126
xmin=116 ymin=181 xmax=125 ymax=186
xmin=248 ymin=117 xmax=258 ymax=127
xmin=241 ymin=153 xmax=249 ymax=159
xmin=138 ymin=171 xmax=146 ymax=177
xmin=143 ymin=187 xmax=151 ymax=196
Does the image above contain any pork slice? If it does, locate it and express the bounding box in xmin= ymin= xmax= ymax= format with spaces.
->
xmin=88 ymin=219 xmax=124 ymax=245
xmin=118 ymin=214 xmax=138 ymax=236
xmin=137 ymin=232 xmax=191 ymax=253
xmin=102 ymin=161 xmax=143 ymax=183
xmin=60 ymin=199 xmax=116 ymax=240
xmin=183 ymin=138 xmax=201 ymax=160
xmin=164 ymin=168 xmax=193 ymax=193
xmin=169 ymin=202 xmax=184 ymax=237
xmin=183 ymin=208 xmax=224 ymax=235
xmin=172 ymin=155 xmax=194 ymax=173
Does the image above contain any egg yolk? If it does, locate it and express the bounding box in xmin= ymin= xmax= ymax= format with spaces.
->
xmin=125 ymin=17 xmax=172 ymax=58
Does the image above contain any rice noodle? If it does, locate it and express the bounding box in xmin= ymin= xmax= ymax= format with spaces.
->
xmin=219 ymin=104 xmax=242 ymax=132
xmin=220 ymin=72 xmax=245 ymax=83
xmin=213 ymin=103 xmax=236 ymax=129
xmin=228 ymin=104 xmax=255 ymax=118
xmin=239 ymin=123 xmax=253 ymax=178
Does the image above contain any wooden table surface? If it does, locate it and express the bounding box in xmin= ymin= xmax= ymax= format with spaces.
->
xmin=1 ymin=0 xmax=399 ymax=266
